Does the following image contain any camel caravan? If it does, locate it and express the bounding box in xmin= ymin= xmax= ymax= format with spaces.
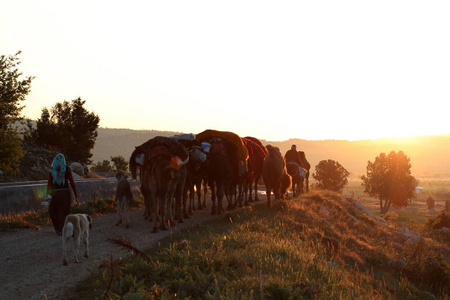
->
xmin=129 ymin=130 xmax=310 ymax=233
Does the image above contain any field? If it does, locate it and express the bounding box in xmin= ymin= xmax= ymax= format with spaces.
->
xmin=341 ymin=174 xmax=450 ymax=218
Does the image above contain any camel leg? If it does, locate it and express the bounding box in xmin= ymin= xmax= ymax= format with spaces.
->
xmin=202 ymin=179 xmax=208 ymax=208
xmin=217 ymin=182 xmax=225 ymax=214
xmin=254 ymin=177 xmax=260 ymax=202
xmin=210 ymin=181 xmax=216 ymax=215
xmin=266 ymin=186 xmax=272 ymax=207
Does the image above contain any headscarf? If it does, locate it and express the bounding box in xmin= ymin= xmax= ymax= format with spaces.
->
xmin=49 ymin=153 xmax=67 ymax=185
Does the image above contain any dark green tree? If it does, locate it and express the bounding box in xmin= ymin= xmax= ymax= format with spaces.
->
xmin=312 ymin=159 xmax=350 ymax=193
xmin=362 ymin=151 xmax=418 ymax=214
xmin=28 ymin=98 xmax=100 ymax=164
xmin=111 ymin=155 xmax=128 ymax=173
xmin=90 ymin=160 xmax=113 ymax=173
xmin=426 ymin=196 xmax=435 ymax=210
xmin=0 ymin=51 xmax=34 ymax=175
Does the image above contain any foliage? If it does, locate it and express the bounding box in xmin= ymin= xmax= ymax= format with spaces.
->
xmin=0 ymin=196 xmax=143 ymax=232
xmin=361 ymin=151 xmax=418 ymax=214
xmin=111 ymin=155 xmax=128 ymax=173
xmin=0 ymin=51 xmax=34 ymax=175
xmin=312 ymin=159 xmax=350 ymax=193
xmin=26 ymin=98 xmax=99 ymax=164
xmin=402 ymin=239 xmax=450 ymax=292
xmin=90 ymin=160 xmax=113 ymax=173
xmin=426 ymin=196 xmax=435 ymax=210
xmin=427 ymin=210 xmax=450 ymax=230
xmin=0 ymin=209 xmax=51 ymax=232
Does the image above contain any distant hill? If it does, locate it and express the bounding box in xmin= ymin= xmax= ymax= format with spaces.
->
xmin=92 ymin=128 xmax=450 ymax=177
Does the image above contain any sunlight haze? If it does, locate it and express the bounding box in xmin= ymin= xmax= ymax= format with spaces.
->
xmin=2 ymin=0 xmax=449 ymax=141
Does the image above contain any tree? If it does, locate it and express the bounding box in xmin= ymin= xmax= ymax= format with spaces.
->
xmin=111 ymin=155 xmax=128 ymax=173
xmin=90 ymin=160 xmax=113 ymax=173
xmin=0 ymin=51 xmax=34 ymax=175
xmin=312 ymin=159 xmax=350 ymax=193
xmin=426 ymin=196 xmax=435 ymax=210
xmin=362 ymin=151 xmax=418 ymax=214
xmin=28 ymin=98 xmax=100 ymax=164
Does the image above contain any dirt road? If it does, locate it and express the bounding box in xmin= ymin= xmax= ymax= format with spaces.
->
xmin=0 ymin=203 xmax=226 ymax=300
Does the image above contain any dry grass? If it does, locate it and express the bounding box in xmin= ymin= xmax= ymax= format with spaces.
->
xmin=71 ymin=187 xmax=449 ymax=299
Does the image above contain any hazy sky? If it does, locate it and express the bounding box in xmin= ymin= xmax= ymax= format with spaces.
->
xmin=2 ymin=1 xmax=449 ymax=141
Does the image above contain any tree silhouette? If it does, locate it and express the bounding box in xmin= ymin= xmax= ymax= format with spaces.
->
xmin=362 ymin=151 xmax=418 ymax=214
xmin=0 ymin=51 xmax=34 ymax=175
xmin=312 ymin=159 xmax=350 ymax=193
xmin=90 ymin=160 xmax=113 ymax=173
xmin=111 ymin=155 xmax=128 ymax=173
xmin=27 ymin=98 xmax=99 ymax=164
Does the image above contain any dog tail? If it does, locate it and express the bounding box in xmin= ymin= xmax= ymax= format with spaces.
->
xmin=64 ymin=222 xmax=74 ymax=238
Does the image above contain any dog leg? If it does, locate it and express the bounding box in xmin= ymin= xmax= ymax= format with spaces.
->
xmin=62 ymin=236 xmax=69 ymax=266
xmin=83 ymin=231 xmax=89 ymax=258
xmin=74 ymin=234 xmax=81 ymax=263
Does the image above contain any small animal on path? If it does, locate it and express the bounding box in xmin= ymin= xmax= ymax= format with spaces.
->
xmin=115 ymin=171 xmax=134 ymax=228
xmin=62 ymin=213 xmax=92 ymax=266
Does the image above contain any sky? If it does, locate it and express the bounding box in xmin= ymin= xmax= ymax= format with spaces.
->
xmin=2 ymin=1 xmax=449 ymax=141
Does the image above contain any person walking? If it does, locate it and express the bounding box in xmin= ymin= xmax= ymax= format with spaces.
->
xmin=46 ymin=153 xmax=78 ymax=235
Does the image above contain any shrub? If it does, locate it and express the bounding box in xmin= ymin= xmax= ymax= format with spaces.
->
xmin=428 ymin=210 xmax=450 ymax=230
xmin=312 ymin=159 xmax=349 ymax=193
xmin=426 ymin=196 xmax=435 ymax=210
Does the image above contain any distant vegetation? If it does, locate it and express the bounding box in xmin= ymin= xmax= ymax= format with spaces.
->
xmin=91 ymin=128 xmax=450 ymax=177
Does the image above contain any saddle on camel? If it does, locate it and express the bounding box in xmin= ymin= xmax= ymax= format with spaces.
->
xmin=196 ymin=129 xmax=248 ymax=161
xmin=196 ymin=129 xmax=249 ymax=179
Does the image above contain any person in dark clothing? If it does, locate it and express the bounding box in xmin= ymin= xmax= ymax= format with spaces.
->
xmin=115 ymin=171 xmax=134 ymax=228
xmin=284 ymin=145 xmax=307 ymax=178
xmin=284 ymin=145 xmax=302 ymax=165
xmin=46 ymin=153 xmax=78 ymax=235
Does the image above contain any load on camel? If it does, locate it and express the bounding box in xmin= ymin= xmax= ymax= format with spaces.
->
xmin=129 ymin=136 xmax=189 ymax=232
xmin=196 ymin=129 xmax=249 ymax=214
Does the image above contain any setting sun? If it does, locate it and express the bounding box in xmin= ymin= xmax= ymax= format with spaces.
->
xmin=2 ymin=1 xmax=449 ymax=141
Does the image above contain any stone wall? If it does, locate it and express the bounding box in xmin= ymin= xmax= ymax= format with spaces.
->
xmin=0 ymin=178 xmax=141 ymax=215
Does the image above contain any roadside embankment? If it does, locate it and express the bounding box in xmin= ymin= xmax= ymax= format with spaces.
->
xmin=0 ymin=177 xmax=141 ymax=215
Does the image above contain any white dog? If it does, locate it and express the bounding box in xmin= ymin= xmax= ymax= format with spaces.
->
xmin=62 ymin=213 xmax=92 ymax=266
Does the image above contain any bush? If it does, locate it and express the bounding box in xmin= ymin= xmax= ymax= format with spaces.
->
xmin=428 ymin=210 xmax=450 ymax=230
xmin=312 ymin=159 xmax=350 ymax=193
xmin=426 ymin=196 xmax=435 ymax=210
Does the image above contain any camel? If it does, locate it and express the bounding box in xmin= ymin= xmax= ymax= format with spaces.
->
xmin=205 ymin=137 xmax=236 ymax=214
xmin=244 ymin=136 xmax=267 ymax=203
xmin=262 ymin=145 xmax=292 ymax=207
xmin=299 ymin=151 xmax=311 ymax=193
xmin=197 ymin=130 xmax=248 ymax=215
xmin=130 ymin=137 xmax=188 ymax=232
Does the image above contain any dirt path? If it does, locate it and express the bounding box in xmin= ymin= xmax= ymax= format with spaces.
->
xmin=0 ymin=201 xmax=232 ymax=300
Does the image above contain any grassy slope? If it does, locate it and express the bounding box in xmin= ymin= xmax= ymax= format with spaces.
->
xmin=71 ymin=191 xmax=449 ymax=300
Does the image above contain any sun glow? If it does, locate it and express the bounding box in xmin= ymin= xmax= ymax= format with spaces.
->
xmin=2 ymin=1 xmax=449 ymax=141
